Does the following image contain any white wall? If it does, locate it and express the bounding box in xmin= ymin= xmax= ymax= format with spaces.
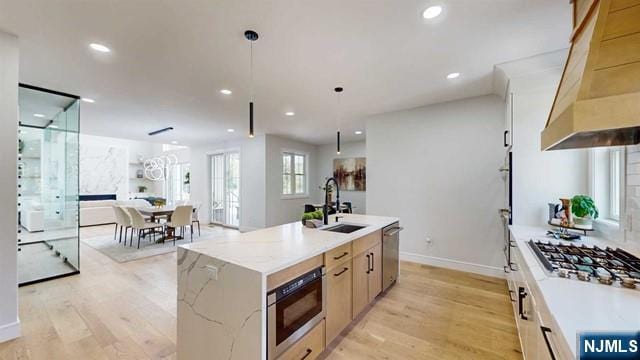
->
xmin=316 ymin=141 xmax=366 ymax=214
xmin=0 ymin=31 xmax=20 ymax=342
xmin=367 ymin=95 xmax=506 ymax=276
xmin=79 ymin=134 xmax=174 ymax=199
xmin=190 ymin=136 xmax=266 ymax=231
xmin=190 ymin=134 xmax=321 ymax=230
xmin=265 ymin=135 xmax=318 ymax=227
xmin=625 ymin=145 xmax=640 ymax=244
xmin=499 ymin=54 xmax=589 ymax=227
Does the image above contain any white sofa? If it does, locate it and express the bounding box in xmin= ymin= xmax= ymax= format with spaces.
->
xmin=79 ymin=198 xmax=151 ymax=226
xmin=80 ymin=200 xmax=117 ymax=226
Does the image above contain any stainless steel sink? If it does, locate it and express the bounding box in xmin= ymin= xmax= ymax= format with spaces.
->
xmin=321 ymin=224 xmax=367 ymax=234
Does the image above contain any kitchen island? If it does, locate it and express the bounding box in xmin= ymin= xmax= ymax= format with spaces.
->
xmin=177 ymin=214 xmax=399 ymax=360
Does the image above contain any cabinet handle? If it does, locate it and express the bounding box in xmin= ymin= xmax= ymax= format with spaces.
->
xmin=518 ymin=287 xmax=528 ymax=320
xmin=503 ymin=130 xmax=509 ymax=147
xmin=333 ymin=267 xmax=349 ymax=277
xmin=540 ymin=326 xmax=556 ymax=360
xmin=333 ymin=251 xmax=349 ymax=260
xmin=508 ymin=290 xmax=516 ymax=302
xmin=366 ymin=254 xmax=370 ymax=274
xmin=300 ymin=348 xmax=313 ymax=360
xmin=370 ymin=252 xmax=374 ymax=272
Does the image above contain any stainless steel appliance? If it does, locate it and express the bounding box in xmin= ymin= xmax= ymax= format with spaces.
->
xmin=500 ymin=148 xmax=514 ymax=273
xmin=267 ymin=266 xmax=326 ymax=360
xmin=382 ymin=223 xmax=402 ymax=292
xmin=529 ymin=240 xmax=640 ymax=290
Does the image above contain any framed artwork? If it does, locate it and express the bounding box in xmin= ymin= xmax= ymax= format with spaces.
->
xmin=333 ymin=157 xmax=366 ymax=191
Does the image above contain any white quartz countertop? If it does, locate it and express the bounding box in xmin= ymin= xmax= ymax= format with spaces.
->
xmin=180 ymin=214 xmax=399 ymax=276
xmin=509 ymin=225 xmax=640 ymax=355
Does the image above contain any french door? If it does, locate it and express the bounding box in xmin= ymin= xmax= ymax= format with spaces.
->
xmin=210 ymin=152 xmax=240 ymax=227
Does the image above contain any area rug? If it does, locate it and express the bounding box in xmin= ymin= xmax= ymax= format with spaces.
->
xmin=80 ymin=226 xmax=238 ymax=263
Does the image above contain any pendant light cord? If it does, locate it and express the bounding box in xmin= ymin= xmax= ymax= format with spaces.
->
xmin=250 ymin=41 xmax=254 ymax=102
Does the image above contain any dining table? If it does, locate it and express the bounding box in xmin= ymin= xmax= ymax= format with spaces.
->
xmin=138 ymin=205 xmax=183 ymax=242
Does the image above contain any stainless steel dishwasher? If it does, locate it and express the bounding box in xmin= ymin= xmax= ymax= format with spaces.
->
xmin=382 ymin=222 xmax=402 ymax=292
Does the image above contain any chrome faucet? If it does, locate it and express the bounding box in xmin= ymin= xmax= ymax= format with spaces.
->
xmin=323 ymin=177 xmax=340 ymax=225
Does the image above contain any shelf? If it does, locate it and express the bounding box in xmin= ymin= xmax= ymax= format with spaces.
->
xmin=547 ymin=221 xmax=594 ymax=235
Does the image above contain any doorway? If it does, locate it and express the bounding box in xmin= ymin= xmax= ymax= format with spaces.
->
xmin=210 ymin=152 xmax=240 ymax=228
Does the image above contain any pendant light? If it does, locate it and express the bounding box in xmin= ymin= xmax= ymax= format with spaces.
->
xmin=334 ymin=87 xmax=343 ymax=155
xmin=245 ymin=30 xmax=259 ymax=138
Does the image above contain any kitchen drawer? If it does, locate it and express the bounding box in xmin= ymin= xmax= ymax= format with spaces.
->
xmin=267 ymin=254 xmax=324 ymax=292
xmin=325 ymin=242 xmax=352 ymax=269
xmin=277 ymin=319 xmax=324 ymax=360
xmin=352 ymin=230 xmax=381 ymax=256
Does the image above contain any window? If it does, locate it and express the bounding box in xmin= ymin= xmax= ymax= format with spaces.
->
xmin=282 ymin=152 xmax=307 ymax=196
xmin=610 ymin=149 xmax=621 ymax=221
xmin=589 ymin=147 xmax=624 ymax=223
xmin=164 ymin=163 xmax=190 ymax=203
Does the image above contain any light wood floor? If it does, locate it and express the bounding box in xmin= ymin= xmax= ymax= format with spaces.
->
xmin=0 ymin=225 xmax=522 ymax=360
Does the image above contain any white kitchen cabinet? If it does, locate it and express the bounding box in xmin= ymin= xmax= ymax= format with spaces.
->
xmin=508 ymin=240 xmax=572 ymax=360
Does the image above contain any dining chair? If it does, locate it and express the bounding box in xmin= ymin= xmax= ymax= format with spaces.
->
xmin=165 ymin=205 xmax=194 ymax=245
xmin=343 ymin=201 xmax=353 ymax=214
xmin=113 ymin=206 xmax=132 ymax=245
xmin=126 ymin=207 xmax=166 ymax=249
xmin=191 ymin=203 xmax=201 ymax=237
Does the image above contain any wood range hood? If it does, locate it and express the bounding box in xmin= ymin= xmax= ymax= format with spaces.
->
xmin=542 ymin=0 xmax=640 ymax=151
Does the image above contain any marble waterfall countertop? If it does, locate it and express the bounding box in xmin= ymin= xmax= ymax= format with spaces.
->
xmin=509 ymin=225 xmax=640 ymax=355
xmin=180 ymin=214 xmax=399 ymax=275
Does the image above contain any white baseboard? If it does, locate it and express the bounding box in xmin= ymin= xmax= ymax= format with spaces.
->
xmin=0 ymin=320 xmax=20 ymax=343
xmin=400 ymin=251 xmax=505 ymax=279
xmin=239 ymin=226 xmax=259 ymax=233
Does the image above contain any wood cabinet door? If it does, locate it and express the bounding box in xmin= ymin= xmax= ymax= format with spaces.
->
xmin=368 ymin=243 xmax=382 ymax=303
xmin=326 ymin=261 xmax=352 ymax=345
xmin=352 ymin=252 xmax=370 ymax=319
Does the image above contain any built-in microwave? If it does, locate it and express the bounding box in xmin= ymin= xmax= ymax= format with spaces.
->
xmin=267 ymin=266 xmax=326 ymax=360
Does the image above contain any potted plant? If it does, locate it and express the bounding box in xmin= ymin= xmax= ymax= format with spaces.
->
xmin=301 ymin=210 xmax=323 ymax=227
xmin=571 ymin=195 xmax=599 ymax=229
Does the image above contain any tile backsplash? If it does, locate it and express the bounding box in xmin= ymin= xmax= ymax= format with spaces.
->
xmin=626 ymin=145 xmax=640 ymax=243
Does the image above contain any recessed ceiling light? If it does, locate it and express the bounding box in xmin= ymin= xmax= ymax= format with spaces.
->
xmin=89 ymin=43 xmax=111 ymax=53
xmin=355 ymin=130 xmax=363 ymax=135
xmin=285 ymin=111 xmax=295 ymax=116
xmin=81 ymin=98 xmax=95 ymax=103
xmin=227 ymin=128 xmax=235 ymax=133
xmin=446 ymin=72 xmax=461 ymax=79
xmin=423 ymin=5 xmax=443 ymax=19
xmin=33 ymin=113 xmax=45 ymax=118
xmin=50 ymin=125 xmax=59 ymax=129
xmin=220 ymin=89 xmax=232 ymax=95
xmin=171 ymin=141 xmax=178 ymax=144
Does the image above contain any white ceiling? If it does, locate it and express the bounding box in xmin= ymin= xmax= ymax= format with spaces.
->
xmin=0 ymin=0 xmax=571 ymax=146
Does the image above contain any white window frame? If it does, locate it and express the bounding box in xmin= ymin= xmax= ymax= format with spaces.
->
xmin=588 ymin=147 xmax=626 ymax=242
xmin=281 ymin=150 xmax=309 ymax=199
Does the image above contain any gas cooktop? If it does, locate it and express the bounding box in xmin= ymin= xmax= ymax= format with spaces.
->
xmin=528 ymin=240 xmax=640 ymax=290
